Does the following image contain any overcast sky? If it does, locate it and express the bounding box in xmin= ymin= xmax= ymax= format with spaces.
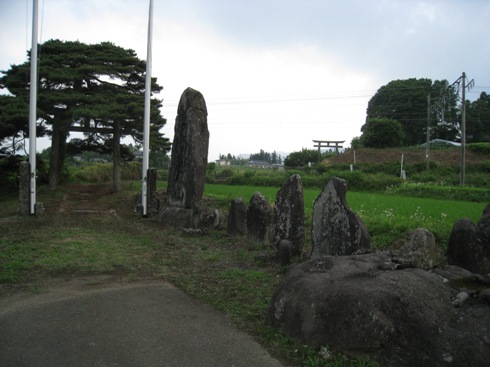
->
xmin=1 ymin=0 xmax=489 ymax=161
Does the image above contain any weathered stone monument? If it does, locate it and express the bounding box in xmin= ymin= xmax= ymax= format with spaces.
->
xmin=227 ymin=198 xmax=247 ymax=236
xmin=157 ymin=87 xmax=222 ymax=230
xmin=247 ymin=192 xmax=272 ymax=243
xmin=167 ymin=87 xmax=209 ymax=209
xmin=272 ymin=174 xmax=305 ymax=256
xmin=311 ymin=177 xmax=370 ymax=258
xmin=447 ymin=203 xmax=490 ymax=275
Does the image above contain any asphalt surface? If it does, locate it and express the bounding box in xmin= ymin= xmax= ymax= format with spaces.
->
xmin=0 ymin=277 xmax=284 ymax=367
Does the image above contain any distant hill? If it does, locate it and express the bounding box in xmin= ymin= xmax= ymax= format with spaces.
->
xmin=324 ymin=148 xmax=489 ymax=167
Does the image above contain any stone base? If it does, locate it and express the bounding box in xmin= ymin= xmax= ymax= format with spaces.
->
xmin=156 ymin=204 xmax=224 ymax=230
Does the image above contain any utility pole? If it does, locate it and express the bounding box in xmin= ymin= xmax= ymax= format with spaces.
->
xmin=141 ymin=0 xmax=154 ymax=217
xmin=460 ymin=72 xmax=466 ymax=186
xmin=426 ymin=94 xmax=430 ymax=170
xmin=458 ymin=72 xmax=474 ymax=186
xmin=28 ymin=0 xmax=39 ymax=215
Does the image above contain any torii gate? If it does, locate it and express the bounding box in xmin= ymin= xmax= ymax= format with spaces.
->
xmin=312 ymin=140 xmax=345 ymax=155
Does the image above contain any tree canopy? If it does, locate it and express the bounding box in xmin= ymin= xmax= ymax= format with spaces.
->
xmin=0 ymin=39 xmax=170 ymax=189
xmin=364 ymin=78 xmax=459 ymax=146
xmin=284 ymin=149 xmax=319 ymax=167
xmin=467 ymin=92 xmax=490 ymax=142
xmin=361 ymin=118 xmax=404 ymax=148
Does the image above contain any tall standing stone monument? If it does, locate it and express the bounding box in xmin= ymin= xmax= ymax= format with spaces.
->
xmin=167 ymin=87 xmax=209 ymax=209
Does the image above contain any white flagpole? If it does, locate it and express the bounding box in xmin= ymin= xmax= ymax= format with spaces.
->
xmin=141 ymin=0 xmax=154 ymax=216
xmin=29 ymin=0 xmax=39 ymax=215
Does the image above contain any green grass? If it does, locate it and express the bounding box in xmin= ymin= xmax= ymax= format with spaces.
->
xmin=1 ymin=181 xmax=482 ymax=367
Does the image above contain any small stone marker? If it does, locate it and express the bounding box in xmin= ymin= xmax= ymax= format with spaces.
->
xmin=147 ymin=168 xmax=159 ymax=216
xmin=447 ymin=204 xmax=490 ymax=275
xmin=227 ymin=198 xmax=247 ymax=236
xmin=18 ymin=161 xmax=30 ymax=216
xmin=167 ymin=87 xmax=209 ymax=209
xmin=272 ymin=174 xmax=305 ymax=256
xmin=311 ymin=177 xmax=371 ymax=258
xmin=247 ymin=192 xmax=272 ymax=244
xmin=394 ymin=228 xmax=444 ymax=269
xmin=275 ymin=239 xmax=292 ymax=266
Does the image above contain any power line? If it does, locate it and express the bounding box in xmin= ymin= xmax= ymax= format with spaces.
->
xmin=161 ymin=90 xmax=376 ymax=106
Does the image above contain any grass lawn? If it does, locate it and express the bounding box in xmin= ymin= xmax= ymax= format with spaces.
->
xmin=2 ymin=180 xmax=486 ymax=367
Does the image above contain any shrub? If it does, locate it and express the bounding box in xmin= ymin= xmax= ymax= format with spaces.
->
xmin=218 ymin=168 xmax=234 ymax=178
xmin=389 ymin=183 xmax=490 ymax=202
xmin=73 ymin=162 xmax=142 ymax=183
xmin=468 ymin=142 xmax=490 ymax=155
xmin=284 ymin=149 xmax=319 ymax=167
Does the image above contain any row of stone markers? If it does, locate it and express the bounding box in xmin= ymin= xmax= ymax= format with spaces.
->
xmin=154 ymin=86 xmax=489 ymax=274
xmin=227 ymin=174 xmax=371 ymax=263
xmin=154 ymin=87 xmax=370 ymax=262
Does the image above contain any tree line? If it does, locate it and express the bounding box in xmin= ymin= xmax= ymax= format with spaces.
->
xmin=219 ymin=149 xmax=283 ymax=165
xmin=354 ymin=78 xmax=490 ymax=149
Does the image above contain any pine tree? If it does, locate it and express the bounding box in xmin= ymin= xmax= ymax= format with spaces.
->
xmin=0 ymin=40 xmax=170 ymax=190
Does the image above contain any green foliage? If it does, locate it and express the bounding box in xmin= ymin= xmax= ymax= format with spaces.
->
xmin=365 ymin=78 xmax=459 ymax=145
xmin=467 ymin=92 xmax=490 ymax=143
xmin=284 ymin=148 xmax=319 ymax=167
xmin=388 ymin=183 xmax=490 ymax=202
xmin=0 ymin=95 xmax=32 ymax=155
xmin=0 ymin=39 xmax=170 ymax=187
xmin=361 ymin=118 xmax=404 ymax=148
xmin=219 ymin=168 xmax=234 ymax=178
xmin=468 ymin=142 xmax=490 ymax=155
xmin=73 ymin=162 xmax=142 ymax=182
xmin=350 ymin=136 xmax=363 ymax=150
xmin=0 ymin=155 xmax=23 ymax=192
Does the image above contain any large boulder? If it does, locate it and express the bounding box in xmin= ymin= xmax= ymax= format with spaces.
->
xmin=268 ymin=253 xmax=490 ymax=367
xmin=272 ymin=174 xmax=305 ymax=256
xmin=448 ymin=203 xmax=490 ymax=275
xmin=311 ymin=177 xmax=370 ymax=258
xmin=167 ymin=87 xmax=209 ymax=209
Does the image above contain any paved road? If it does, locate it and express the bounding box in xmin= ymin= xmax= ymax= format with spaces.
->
xmin=0 ymin=277 xmax=284 ymax=367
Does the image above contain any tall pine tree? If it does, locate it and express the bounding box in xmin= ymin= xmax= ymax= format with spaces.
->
xmin=0 ymin=39 xmax=170 ymax=190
